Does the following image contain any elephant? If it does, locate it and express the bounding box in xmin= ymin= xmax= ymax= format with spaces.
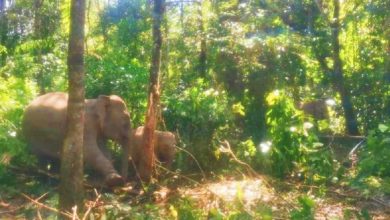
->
xmin=299 ymin=99 xmax=329 ymax=120
xmin=22 ymin=92 xmax=132 ymax=187
xmin=129 ymin=126 xmax=176 ymax=178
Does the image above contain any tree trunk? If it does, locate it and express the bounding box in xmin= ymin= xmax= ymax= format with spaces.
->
xmin=140 ymin=0 xmax=164 ymax=182
xmin=331 ymin=0 xmax=359 ymax=135
xmin=59 ymin=0 xmax=86 ymax=214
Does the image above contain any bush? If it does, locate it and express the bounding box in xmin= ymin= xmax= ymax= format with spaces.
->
xmin=359 ymin=123 xmax=390 ymax=178
xmin=0 ymin=76 xmax=37 ymax=183
xmin=290 ymin=196 xmax=316 ymax=220
xmin=355 ymin=123 xmax=390 ymax=195
xmin=163 ymin=78 xmax=232 ymax=171
xmin=264 ymin=90 xmax=334 ymax=182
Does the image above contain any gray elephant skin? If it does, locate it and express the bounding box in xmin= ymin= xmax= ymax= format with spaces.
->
xmin=22 ymin=92 xmax=132 ymax=187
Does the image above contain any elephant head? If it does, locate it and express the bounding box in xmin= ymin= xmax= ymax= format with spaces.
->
xmin=154 ymin=130 xmax=177 ymax=168
xmin=95 ymin=95 xmax=132 ymax=180
xmin=128 ymin=126 xmax=177 ymax=182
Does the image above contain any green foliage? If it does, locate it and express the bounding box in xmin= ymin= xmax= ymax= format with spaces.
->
xmin=86 ymin=56 xmax=149 ymax=125
xmin=266 ymin=90 xmax=334 ymax=181
xmin=175 ymin=198 xmax=203 ymax=220
xmin=163 ymin=79 xmax=232 ymax=171
xmin=359 ymin=123 xmax=390 ymax=178
xmin=84 ymin=0 xmax=151 ymax=125
xmin=1 ymin=36 xmax=68 ymax=92
xmin=343 ymin=208 xmax=372 ymax=220
xmin=290 ymin=196 xmax=316 ymax=220
xmin=355 ymin=123 xmax=390 ymax=195
xmin=0 ymin=1 xmax=389 ymax=218
xmin=0 ymin=76 xmax=37 ymax=182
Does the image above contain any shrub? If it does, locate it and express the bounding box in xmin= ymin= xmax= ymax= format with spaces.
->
xmin=265 ymin=90 xmax=334 ymax=182
xmin=0 ymin=76 xmax=37 ymax=183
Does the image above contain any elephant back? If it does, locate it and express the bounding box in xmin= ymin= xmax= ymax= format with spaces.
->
xmin=23 ymin=92 xmax=69 ymax=158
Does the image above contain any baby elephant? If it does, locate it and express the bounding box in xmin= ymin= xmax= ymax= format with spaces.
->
xmin=130 ymin=126 xmax=176 ymax=175
xmin=23 ymin=92 xmax=132 ymax=187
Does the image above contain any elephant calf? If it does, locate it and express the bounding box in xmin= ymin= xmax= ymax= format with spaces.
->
xmin=23 ymin=92 xmax=132 ymax=187
xmin=129 ymin=126 xmax=176 ymax=176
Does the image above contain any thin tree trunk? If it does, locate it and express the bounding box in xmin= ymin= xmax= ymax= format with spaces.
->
xmin=59 ymin=0 xmax=86 ymax=214
xmin=331 ymin=0 xmax=359 ymax=135
xmin=141 ymin=0 xmax=164 ymax=182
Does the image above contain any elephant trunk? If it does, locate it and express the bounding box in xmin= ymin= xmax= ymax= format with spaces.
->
xmin=120 ymin=130 xmax=132 ymax=181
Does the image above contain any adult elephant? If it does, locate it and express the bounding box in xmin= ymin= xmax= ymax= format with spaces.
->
xmin=299 ymin=99 xmax=329 ymax=120
xmin=130 ymin=126 xmax=176 ymax=179
xmin=22 ymin=92 xmax=132 ymax=187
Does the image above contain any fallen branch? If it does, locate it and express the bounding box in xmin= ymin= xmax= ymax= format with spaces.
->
xmin=0 ymin=192 xmax=51 ymax=215
xmin=0 ymin=204 xmax=25 ymax=215
xmin=21 ymin=193 xmax=74 ymax=219
xmin=8 ymin=164 xmax=59 ymax=180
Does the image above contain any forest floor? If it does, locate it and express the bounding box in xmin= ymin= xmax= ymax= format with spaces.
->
xmin=177 ymin=177 xmax=390 ymax=219
xmin=1 ymin=169 xmax=389 ymax=219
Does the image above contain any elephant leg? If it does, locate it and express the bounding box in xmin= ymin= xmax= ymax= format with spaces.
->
xmin=84 ymin=140 xmax=123 ymax=187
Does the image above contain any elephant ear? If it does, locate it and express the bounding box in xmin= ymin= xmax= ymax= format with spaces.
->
xmin=96 ymin=95 xmax=110 ymax=129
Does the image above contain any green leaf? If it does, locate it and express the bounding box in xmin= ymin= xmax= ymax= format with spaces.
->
xmin=378 ymin=124 xmax=388 ymax=133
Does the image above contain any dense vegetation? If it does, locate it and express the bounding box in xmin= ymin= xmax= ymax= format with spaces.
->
xmin=0 ymin=0 xmax=389 ymax=219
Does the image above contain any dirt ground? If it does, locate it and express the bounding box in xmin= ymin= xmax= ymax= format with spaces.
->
xmin=1 ymin=173 xmax=389 ymax=219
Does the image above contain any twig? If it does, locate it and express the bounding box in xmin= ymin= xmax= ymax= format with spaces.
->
xmin=371 ymin=198 xmax=390 ymax=208
xmin=37 ymin=208 xmax=43 ymax=220
xmin=175 ymin=145 xmax=206 ymax=180
xmin=219 ymin=140 xmax=260 ymax=178
xmin=155 ymin=163 xmax=202 ymax=186
xmin=8 ymin=164 xmax=59 ymax=180
xmin=130 ymin=158 xmax=148 ymax=192
xmin=284 ymin=181 xmax=390 ymax=209
xmin=34 ymin=192 xmax=50 ymax=202
xmin=0 ymin=205 xmax=24 ymax=214
xmin=175 ymin=130 xmax=206 ymax=180
xmin=218 ymin=140 xmax=298 ymax=210
xmin=82 ymin=189 xmax=101 ymax=220
xmin=0 ymin=192 xmax=51 ymax=215
xmin=72 ymin=206 xmax=78 ymax=220
xmin=21 ymin=193 xmax=73 ymax=219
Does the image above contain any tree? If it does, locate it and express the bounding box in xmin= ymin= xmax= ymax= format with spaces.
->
xmin=139 ymin=0 xmax=165 ymax=182
xmin=59 ymin=0 xmax=86 ymax=214
xmin=330 ymin=0 xmax=359 ymax=135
